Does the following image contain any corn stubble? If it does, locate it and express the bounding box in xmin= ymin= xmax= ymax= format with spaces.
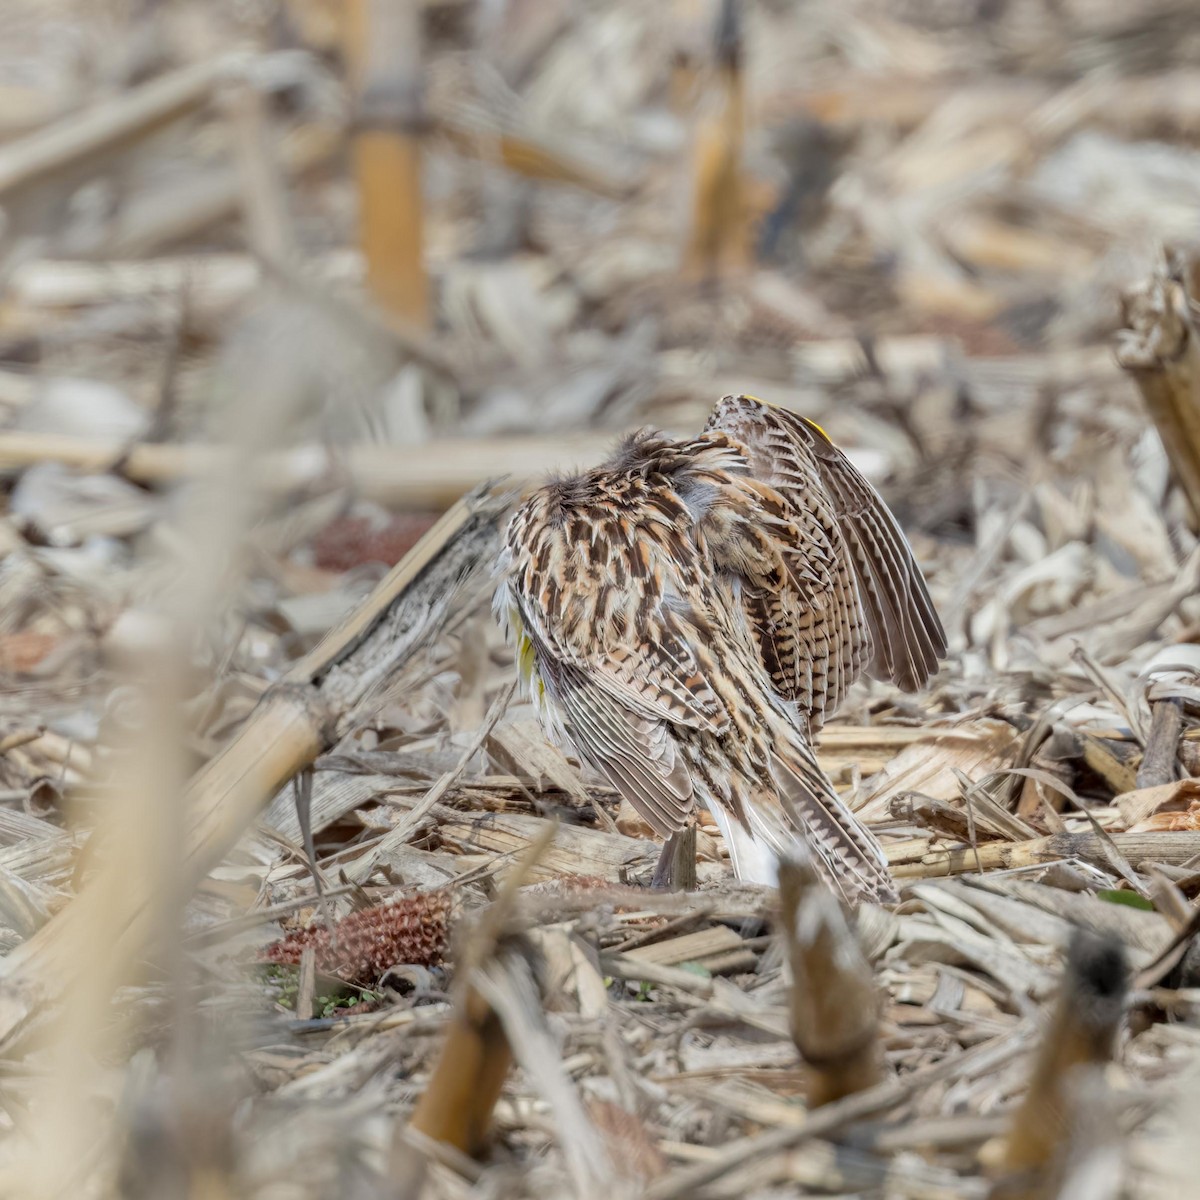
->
xmin=344 ymin=0 xmax=430 ymax=327
xmin=401 ymin=826 xmax=555 ymax=1164
xmin=1118 ymin=248 xmax=1200 ymax=531
xmin=777 ymin=852 xmax=883 ymax=1108
xmin=992 ymin=930 xmax=1129 ymax=1200
xmin=684 ymin=0 xmax=748 ymax=281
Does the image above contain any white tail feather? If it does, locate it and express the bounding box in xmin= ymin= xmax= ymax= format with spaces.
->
xmin=706 ymin=802 xmax=809 ymax=887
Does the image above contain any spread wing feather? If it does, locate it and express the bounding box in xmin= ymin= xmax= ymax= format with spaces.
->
xmin=703 ymin=400 xmax=869 ymax=725
xmin=553 ymin=665 xmax=694 ymax=836
xmin=707 ymin=394 xmax=946 ymax=702
xmin=505 ymin=490 xmax=727 ymax=735
xmin=802 ymin=435 xmax=947 ymax=690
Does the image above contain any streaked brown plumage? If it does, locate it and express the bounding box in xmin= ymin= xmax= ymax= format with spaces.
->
xmin=494 ymin=394 xmax=946 ymax=902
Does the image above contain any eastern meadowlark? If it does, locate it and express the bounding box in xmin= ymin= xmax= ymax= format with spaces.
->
xmin=494 ymin=394 xmax=946 ymax=903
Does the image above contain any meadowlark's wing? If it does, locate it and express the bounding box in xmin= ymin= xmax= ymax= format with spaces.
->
xmin=697 ymin=411 xmax=868 ymax=726
xmin=708 ymin=394 xmax=947 ymax=699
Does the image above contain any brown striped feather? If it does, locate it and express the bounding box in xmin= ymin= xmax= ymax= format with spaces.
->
xmin=706 ymin=394 xmax=946 ymax=697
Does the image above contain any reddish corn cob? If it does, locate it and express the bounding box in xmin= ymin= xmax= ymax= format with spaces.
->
xmin=263 ymin=890 xmax=454 ymax=983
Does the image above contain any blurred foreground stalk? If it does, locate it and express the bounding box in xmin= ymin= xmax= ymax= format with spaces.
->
xmin=400 ymin=830 xmax=552 ymax=1165
xmin=992 ymin=930 xmax=1128 ymax=1200
xmin=0 ymin=290 xmax=333 ymax=1193
xmin=398 ymin=826 xmax=618 ymax=1199
xmin=0 ymin=279 xmax=510 ymax=1193
xmin=1118 ymin=250 xmax=1200 ymax=529
xmin=777 ymin=852 xmax=882 ymax=1107
xmin=684 ymin=0 xmax=747 ymax=280
xmin=0 ymin=429 xmax=596 ymax=510
xmin=0 ymin=484 xmax=509 ymax=1052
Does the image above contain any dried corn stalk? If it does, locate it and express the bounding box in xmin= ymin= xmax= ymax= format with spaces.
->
xmin=345 ymin=0 xmax=429 ymax=326
xmin=405 ymin=826 xmax=554 ymax=1161
xmin=684 ymin=0 xmax=747 ymax=280
xmin=1117 ymin=251 xmax=1200 ymax=528
xmin=997 ymin=930 xmax=1128 ymax=1198
xmin=777 ymin=852 xmax=882 ymax=1107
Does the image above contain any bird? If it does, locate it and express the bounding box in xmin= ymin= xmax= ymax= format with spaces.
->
xmin=493 ymin=394 xmax=946 ymax=903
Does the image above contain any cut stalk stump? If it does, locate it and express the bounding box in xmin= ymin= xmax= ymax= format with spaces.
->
xmin=684 ymin=0 xmax=748 ymax=282
xmin=1118 ymin=249 xmax=1200 ymax=530
xmin=777 ymin=851 xmax=883 ymax=1108
xmin=401 ymin=825 xmax=555 ymax=1167
xmin=651 ymin=825 xmax=698 ymax=891
xmin=991 ymin=929 xmax=1129 ymax=1200
xmin=345 ymin=0 xmax=430 ymax=327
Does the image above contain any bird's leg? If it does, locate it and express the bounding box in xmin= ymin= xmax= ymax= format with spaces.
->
xmin=650 ymin=836 xmax=675 ymax=889
xmin=651 ymin=824 xmax=698 ymax=891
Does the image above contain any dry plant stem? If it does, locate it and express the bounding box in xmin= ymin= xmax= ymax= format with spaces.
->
xmin=1136 ymin=697 xmax=1184 ymax=789
xmin=646 ymin=1026 xmax=1026 ymax=1200
xmin=346 ymin=0 xmax=429 ymax=326
xmin=668 ymin=0 xmax=705 ymax=115
xmin=889 ymin=829 xmax=1200 ymax=878
xmin=0 ymin=430 xmax=594 ymax=508
xmin=471 ymin=954 xmax=615 ymax=1198
xmin=684 ymin=0 xmax=747 ymax=280
xmin=229 ymin=83 xmax=296 ymax=264
xmin=1117 ymin=255 xmax=1200 ymax=527
xmin=406 ymin=976 xmax=514 ymax=1157
xmin=296 ymin=946 xmax=317 ymax=1021
xmin=392 ymin=1128 xmax=483 ymax=1200
xmin=651 ymin=825 xmax=698 ymax=890
xmin=293 ymin=767 xmax=334 ymax=929
xmin=192 ymin=484 xmax=507 ymax=868
xmin=345 ymin=681 xmax=516 ymax=883
xmin=0 ymin=57 xmax=237 ymax=197
xmin=1133 ymin=898 xmax=1200 ymax=989
xmin=102 ymin=124 xmax=339 ymax=257
xmin=432 ymin=108 xmax=631 ymax=199
xmin=1036 ymin=1066 xmax=1123 ymax=1200
xmin=999 ymin=931 xmax=1128 ymax=1194
xmin=599 ymin=952 xmax=714 ymax=997
xmin=0 ymin=226 xmax=319 ymax=1188
xmin=0 ymin=663 xmax=191 ymax=1198
xmin=1146 ymin=864 xmax=1192 ymax=930
xmin=256 ymin=252 xmax=460 ymax=386
xmin=0 ymin=727 xmax=44 ymax=755
xmin=0 ymin=485 xmax=511 ymax=1048
xmin=777 ymin=854 xmax=882 ymax=1107
xmin=405 ymin=824 xmax=555 ymax=1159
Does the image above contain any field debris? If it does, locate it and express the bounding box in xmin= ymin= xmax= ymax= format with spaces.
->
xmin=2 ymin=0 xmax=1200 ymax=1196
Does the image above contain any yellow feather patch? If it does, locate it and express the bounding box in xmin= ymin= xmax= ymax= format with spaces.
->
xmin=797 ymin=415 xmax=833 ymax=443
xmin=511 ymin=608 xmax=546 ymax=699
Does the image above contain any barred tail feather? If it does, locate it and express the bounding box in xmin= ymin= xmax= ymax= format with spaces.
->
xmin=768 ymin=738 xmax=897 ymax=905
xmin=706 ymin=742 xmax=896 ymax=903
